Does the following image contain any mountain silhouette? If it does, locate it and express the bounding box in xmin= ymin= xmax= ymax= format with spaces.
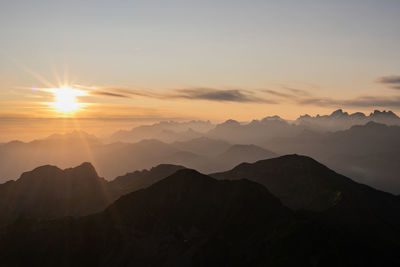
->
xmin=214 ymin=144 xmax=277 ymax=171
xmin=109 ymin=120 xmax=213 ymax=143
xmin=1 ymin=165 xmax=400 ymax=266
xmin=295 ymin=109 xmax=400 ymax=131
xmin=0 ymin=169 xmax=293 ymax=266
xmin=265 ymin=122 xmax=400 ymax=193
xmin=109 ymin=164 xmax=186 ymax=195
xmin=172 ymin=137 xmax=231 ymax=156
xmin=0 ymin=162 xmax=110 ymax=226
xmin=0 ymin=162 xmax=187 ymax=226
xmin=212 ymin=155 xmax=400 ymax=215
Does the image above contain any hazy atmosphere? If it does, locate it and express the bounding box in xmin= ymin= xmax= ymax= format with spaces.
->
xmin=1 ymin=0 xmax=400 ymax=141
xmin=1 ymin=1 xmax=400 ymax=266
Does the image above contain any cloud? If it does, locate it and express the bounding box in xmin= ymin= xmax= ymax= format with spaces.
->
xmin=282 ymin=86 xmax=310 ymax=96
xmin=90 ymin=91 xmax=130 ymax=98
xmin=378 ymin=75 xmax=400 ymax=84
xmin=262 ymin=89 xmax=296 ymax=99
xmin=172 ymin=88 xmax=274 ymax=103
xmin=377 ymin=75 xmax=400 ymax=90
xmin=88 ymin=86 xmax=275 ymax=103
xmin=298 ymin=96 xmax=400 ymax=108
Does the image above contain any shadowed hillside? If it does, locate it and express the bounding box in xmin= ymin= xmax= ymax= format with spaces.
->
xmin=1 ymin=167 xmax=400 ymax=266
xmin=0 ymin=162 xmax=186 ymax=226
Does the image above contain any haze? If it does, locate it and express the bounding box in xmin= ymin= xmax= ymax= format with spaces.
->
xmin=1 ymin=1 xmax=400 ymax=141
xmin=1 ymin=1 xmax=400 ymax=266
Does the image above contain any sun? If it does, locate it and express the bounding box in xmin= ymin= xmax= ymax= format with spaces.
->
xmin=50 ymin=86 xmax=86 ymax=113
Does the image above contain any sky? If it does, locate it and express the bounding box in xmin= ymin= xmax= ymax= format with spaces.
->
xmin=1 ymin=0 xmax=400 ymax=141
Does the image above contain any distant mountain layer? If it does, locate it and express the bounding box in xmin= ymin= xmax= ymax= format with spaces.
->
xmin=1 ymin=109 xmax=400 ymax=194
xmin=109 ymin=120 xmax=214 ymax=143
xmin=265 ymin=122 xmax=400 ymax=193
xmin=295 ymin=109 xmax=400 ymax=131
xmin=106 ymin=109 xmax=400 ymax=145
xmin=0 ymin=135 xmax=277 ymax=181
xmin=1 ymin=160 xmax=400 ymax=266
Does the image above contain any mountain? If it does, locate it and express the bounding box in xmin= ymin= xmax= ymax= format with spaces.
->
xmin=109 ymin=120 xmax=213 ymax=143
xmin=0 ymin=136 xmax=188 ymax=181
xmin=295 ymin=109 xmax=400 ymax=131
xmin=0 ymin=169 xmax=293 ymax=266
xmin=0 ymin=134 xmax=277 ymax=180
xmin=109 ymin=164 xmax=186 ymax=195
xmin=172 ymin=137 xmax=232 ymax=156
xmin=2 ymin=166 xmax=400 ymax=266
xmin=212 ymin=155 xmax=400 ymax=228
xmin=0 ymin=162 xmax=187 ymax=226
xmin=214 ymin=144 xmax=277 ymax=171
xmin=0 ymin=131 xmax=105 ymax=182
xmin=207 ymin=116 xmax=301 ymax=145
xmin=0 ymin=162 xmax=109 ymax=226
xmin=265 ymin=122 xmax=400 ymax=193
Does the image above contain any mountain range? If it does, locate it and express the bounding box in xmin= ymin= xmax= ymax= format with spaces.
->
xmin=265 ymin=121 xmax=400 ymax=193
xmin=0 ymin=162 xmax=186 ymax=226
xmin=0 ymin=135 xmax=276 ymax=182
xmin=1 ymin=155 xmax=400 ymax=266
xmin=108 ymin=109 xmax=400 ymax=145
xmin=1 ymin=109 xmax=400 ymax=195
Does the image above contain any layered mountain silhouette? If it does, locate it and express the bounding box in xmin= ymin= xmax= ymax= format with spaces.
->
xmin=107 ymin=110 xmax=400 ymax=145
xmin=0 ymin=162 xmax=109 ymax=226
xmin=296 ymin=109 xmax=400 ymax=131
xmin=207 ymin=116 xmax=302 ymax=145
xmin=109 ymin=164 xmax=186 ymax=195
xmin=0 ymin=162 xmax=185 ymax=226
xmin=1 ymin=109 xmax=400 ymax=195
xmin=0 ymin=135 xmax=277 ymax=182
xmin=1 ymin=161 xmax=400 ymax=266
xmin=109 ymin=120 xmax=213 ymax=143
xmin=265 ymin=122 xmax=400 ymax=193
xmin=214 ymin=144 xmax=277 ymax=170
xmin=172 ymin=137 xmax=231 ymax=156
xmin=212 ymin=155 xmax=400 ymax=223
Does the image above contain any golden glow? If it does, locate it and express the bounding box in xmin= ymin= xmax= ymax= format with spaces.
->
xmin=50 ymin=86 xmax=86 ymax=113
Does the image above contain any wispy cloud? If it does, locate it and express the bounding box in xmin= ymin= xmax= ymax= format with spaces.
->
xmin=172 ymin=88 xmax=273 ymax=103
xmin=282 ymin=86 xmax=311 ymax=96
xmin=262 ymin=89 xmax=296 ymax=99
xmin=263 ymin=84 xmax=400 ymax=108
xmin=90 ymin=91 xmax=130 ymax=98
xmin=298 ymin=96 xmax=400 ymax=108
xmin=376 ymin=75 xmax=400 ymax=90
xmin=81 ymin=86 xmax=275 ymax=103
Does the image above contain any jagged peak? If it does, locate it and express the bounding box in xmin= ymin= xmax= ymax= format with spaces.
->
xmin=330 ymin=109 xmax=348 ymax=117
xmin=64 ymin=162 xmax=99 ymax=179
xmin=370 ymin=110 xmax=398 ymax=118
xmin=223 ymin=119 xmax=240 ymax=125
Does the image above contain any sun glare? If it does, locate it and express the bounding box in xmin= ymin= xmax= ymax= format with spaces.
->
xmin=50 ymin=86 xmax=86 ymax=113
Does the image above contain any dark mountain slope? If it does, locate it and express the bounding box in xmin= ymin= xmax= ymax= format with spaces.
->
xmin=265 ymin=122 xmax=400 ymax=193
xmin=214 ymin=144 xmax=277 ymax=171
xmin=0 ymin=162 xmax=110 ymax=226
xmin=2 ymin=163 xmax=400 ymax=266
xmin=212 ymin=155 xmax=400 ymax=222
xmin=0 ymin=162 xmax=187 ymax=226
xmin=0 ymin=169 xmax=293 ymax=266
xmin=109 ymin=164 xmax=186 ymax=195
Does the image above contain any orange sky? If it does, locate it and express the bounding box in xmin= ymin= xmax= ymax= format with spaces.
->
xmin=1 ymin=1 xmax=400 ymax=141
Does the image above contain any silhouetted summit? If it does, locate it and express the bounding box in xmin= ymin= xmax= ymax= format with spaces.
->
xmin=0 ymin=169 xmax=291 ymax=266
xmin=0 ymin=162 xmax=109 ymax=226
xmin=110 ymin=164 xmax=186 ymax=195
xmin=212 ymin=154 xmax=400 ymax=222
